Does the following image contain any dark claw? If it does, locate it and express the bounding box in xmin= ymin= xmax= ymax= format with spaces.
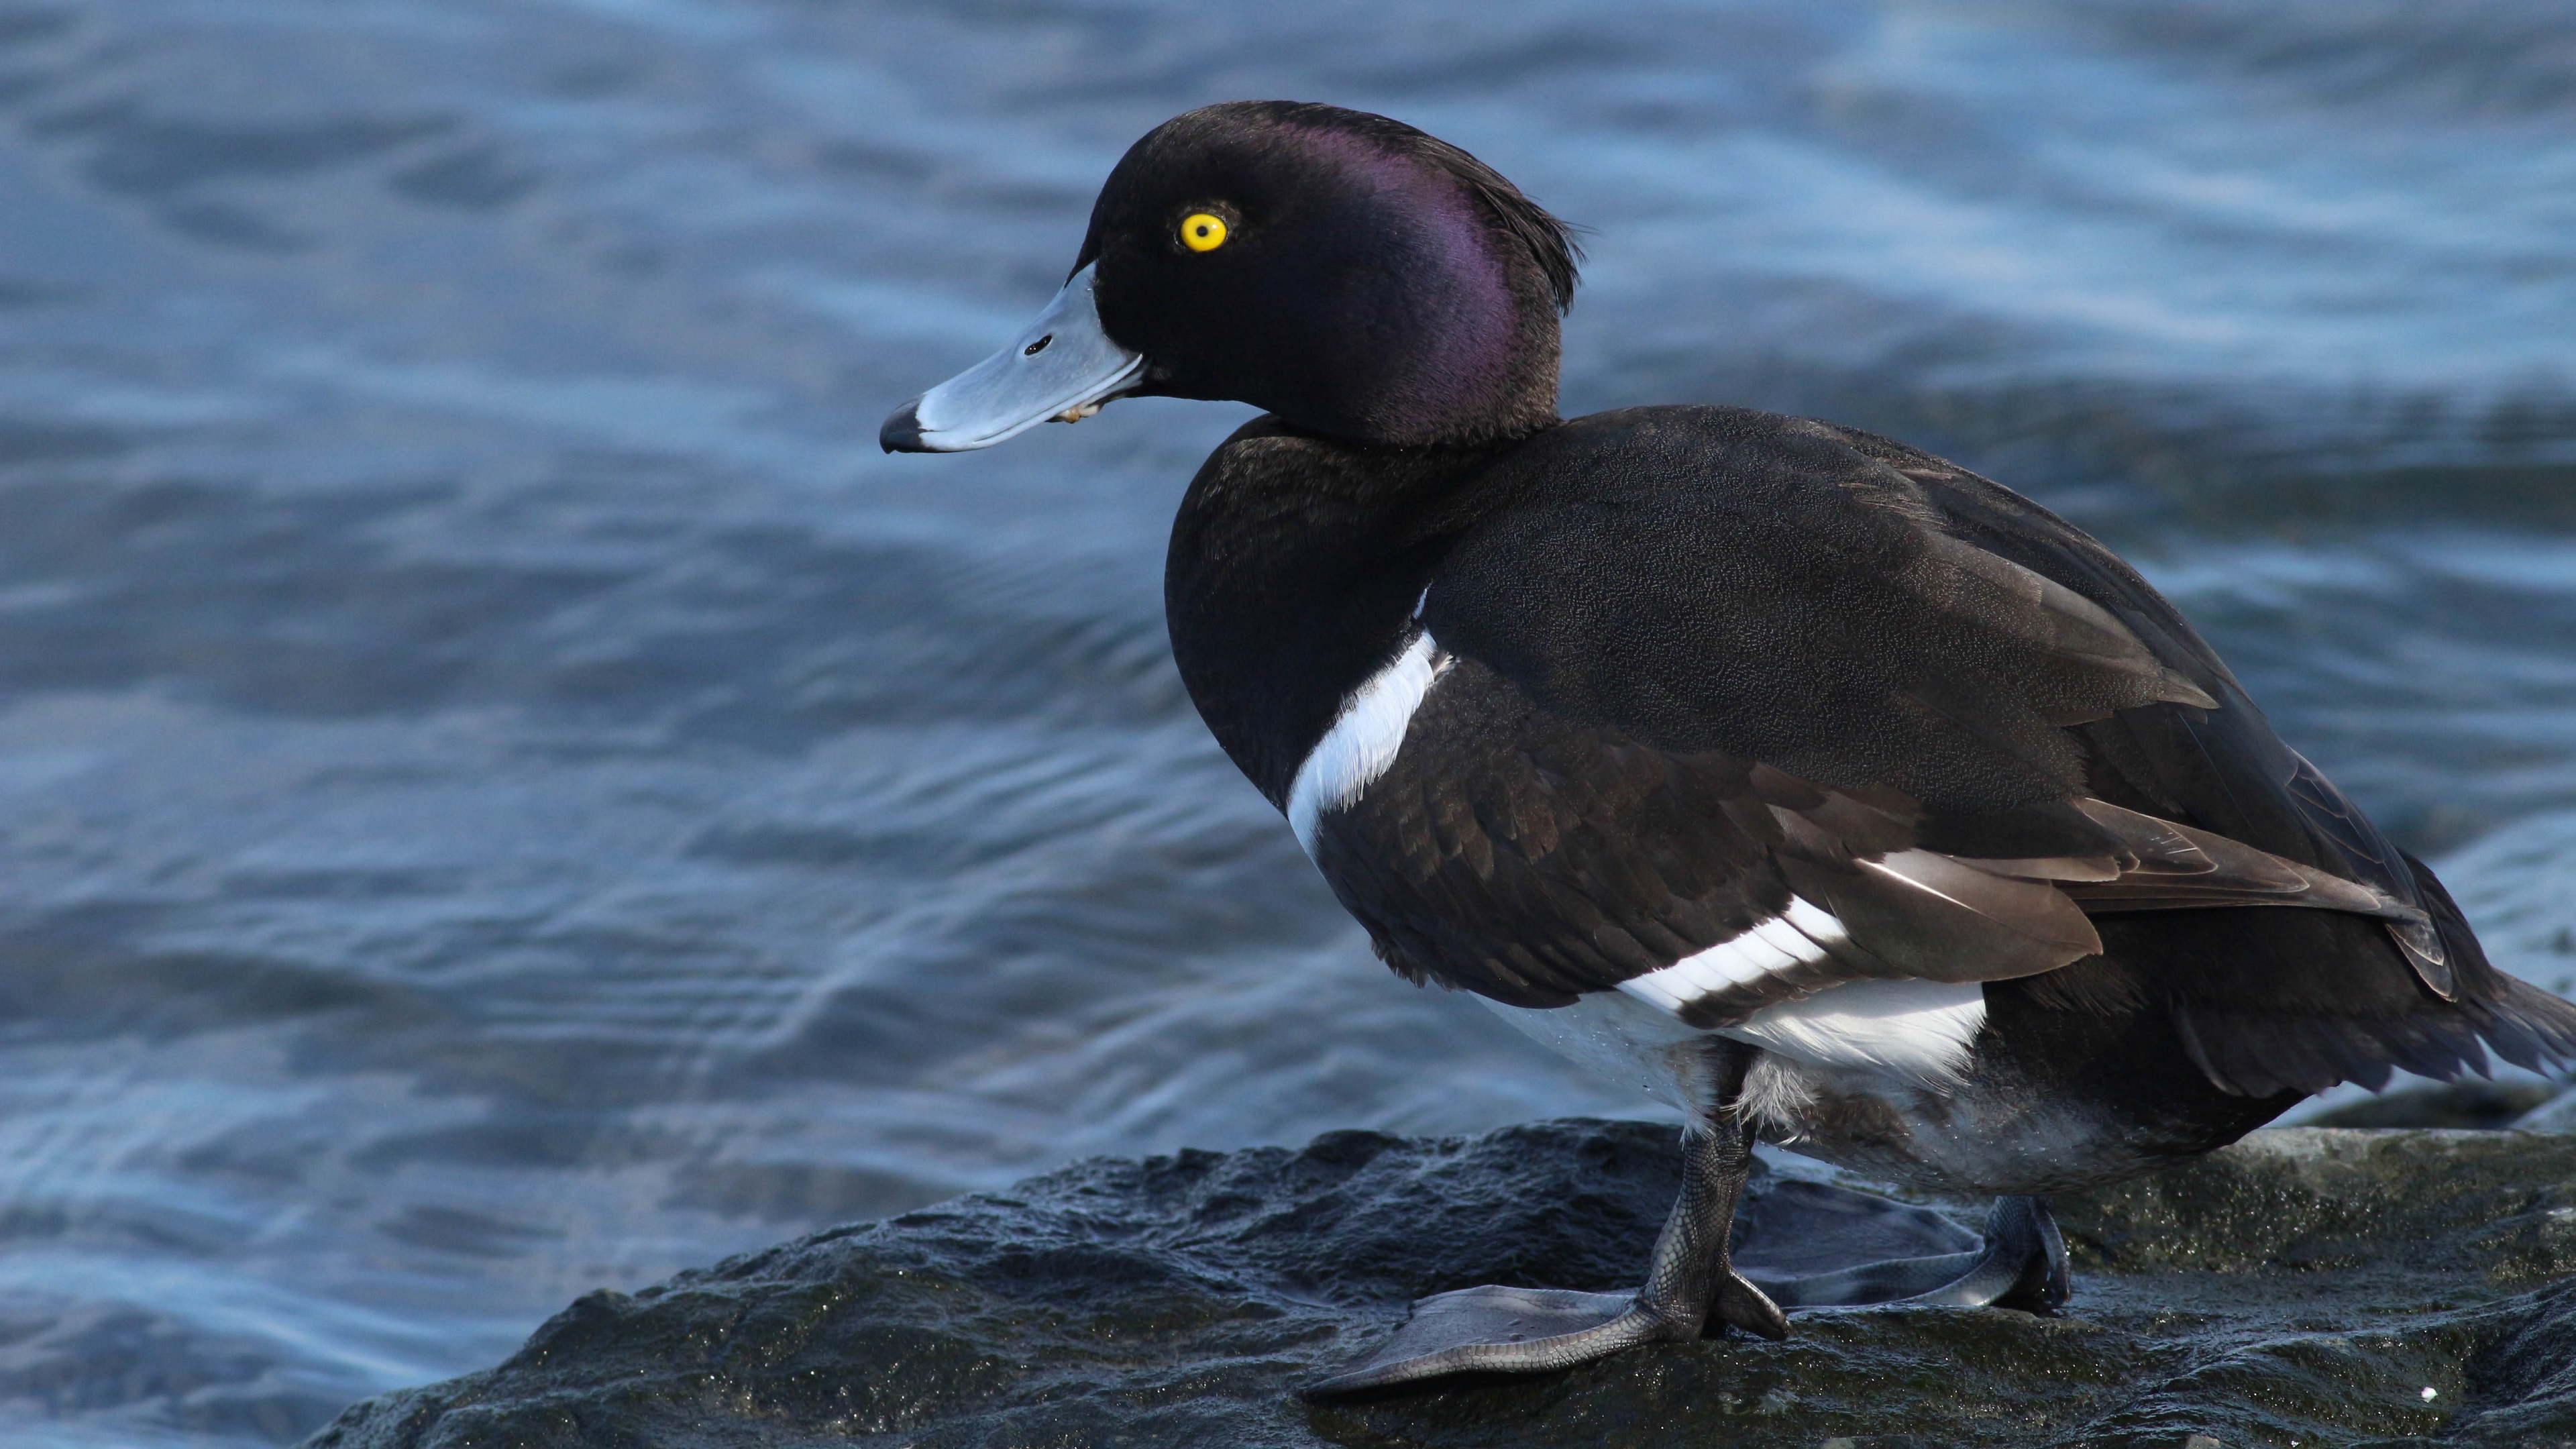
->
xmin=1717 ymin=1269 xmax=1789 ymax=1340
xmin=1991 ymin=1195 xmax=2071 ymax=1313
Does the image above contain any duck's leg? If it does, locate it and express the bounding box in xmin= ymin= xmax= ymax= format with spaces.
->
xmin=1743 ymin=1195 xmax=2070 ymax=1313
xmin=1308 ymin=1110 xmax=1786 ymax=1397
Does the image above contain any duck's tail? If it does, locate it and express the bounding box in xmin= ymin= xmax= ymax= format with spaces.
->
xmin=2163 ymin=851 xmax=2576 ymax=1100
xmin=2406 ymin=849 xmax=2576 ymax=1077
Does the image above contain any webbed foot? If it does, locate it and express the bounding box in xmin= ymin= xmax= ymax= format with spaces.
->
xmin=1752 ymin=1195 xmax=2068 ymax=1312
xmin=1306 ymin=1260 xmax=1796 ymax=1397
xmin=1311 ymin=1106 xmax=1786 ymax=1398
xmin=1303 ymin=1285 xmax=1671 ymax=1395
xmin=1306 ymin=1055 xmax=2073 ymax=1397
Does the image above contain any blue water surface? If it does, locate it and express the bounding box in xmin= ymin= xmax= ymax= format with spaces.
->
xmin=1 ymin=1 xmax=2573 ymax=1442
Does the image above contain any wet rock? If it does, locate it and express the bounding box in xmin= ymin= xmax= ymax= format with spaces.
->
xmin=306 ymin=1120 xmax=2576 ymax=1449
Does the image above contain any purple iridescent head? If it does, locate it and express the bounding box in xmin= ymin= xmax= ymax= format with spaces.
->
xmin=1080 ymin=102 xmax=1578 ymax=446
xmin=881 ymin=103 xmax=1580 ymax=454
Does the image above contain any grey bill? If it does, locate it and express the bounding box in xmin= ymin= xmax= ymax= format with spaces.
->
xmin=880 ymin=264 xmax=1146 ymax=453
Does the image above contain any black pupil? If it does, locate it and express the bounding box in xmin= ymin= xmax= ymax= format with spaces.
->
xmin=1024 ymin=334 xmax=1052 ymax=356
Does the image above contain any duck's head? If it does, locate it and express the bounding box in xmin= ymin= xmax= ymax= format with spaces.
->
xmin=881 ymin=101 xmax=1579 ymax=454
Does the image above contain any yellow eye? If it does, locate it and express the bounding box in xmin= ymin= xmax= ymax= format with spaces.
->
xmin=1179 ymin=212 xmax=1229 ymax=252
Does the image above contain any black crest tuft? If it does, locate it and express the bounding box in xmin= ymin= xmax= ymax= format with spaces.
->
xmin=1235 ymin=101 xmax=1584 ymax=313
xmin=1432 ymin=138 xmax=1585 ymax=313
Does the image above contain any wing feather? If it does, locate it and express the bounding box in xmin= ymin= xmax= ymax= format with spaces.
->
xmin=1295 ymin=407 xmax=2571 ymax=1095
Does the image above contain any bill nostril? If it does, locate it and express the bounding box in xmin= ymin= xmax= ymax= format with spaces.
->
xmin=1024 ymin=334 xmax=1053 ymax=356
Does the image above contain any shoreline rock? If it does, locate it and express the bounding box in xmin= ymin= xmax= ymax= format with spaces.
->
xmin=308 ymin=1120 xmax=2576 ymax=1448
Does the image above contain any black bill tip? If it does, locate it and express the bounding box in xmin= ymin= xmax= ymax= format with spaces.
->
xmin=879 ymin=398 xmax=928 ymax=453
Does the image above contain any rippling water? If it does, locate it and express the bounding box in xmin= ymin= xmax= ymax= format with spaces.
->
xmin=2 ymin=1 xmax=2573 ymax=1442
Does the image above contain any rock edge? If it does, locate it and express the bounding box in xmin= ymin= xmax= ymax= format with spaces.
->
xmin=309 ymin=1120 xmax=2576 ymax=1448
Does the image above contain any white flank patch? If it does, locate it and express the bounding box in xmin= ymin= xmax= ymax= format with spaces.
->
xmin=1485 ymin=974 xmax=1986 ymax=1118
xmin=1613 ymin=896 xmax=1849 ymax=1016
xmin=1286 ymin=629 xmax=1448 ymax=856
xmin=1605 ymin=897 xmax=1983 ymax=1087
xmin=1722 ymin=978 xmax=1986 ymax=1085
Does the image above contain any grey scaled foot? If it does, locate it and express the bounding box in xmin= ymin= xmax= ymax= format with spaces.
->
xmin=1303 ymin=1286 xmax=1673 ymax=1393
xmin=1309 ymin=1119 xmax=1782 ymax=1397
xmin=1309 ymin=1189 xmax=2071 ymax=1398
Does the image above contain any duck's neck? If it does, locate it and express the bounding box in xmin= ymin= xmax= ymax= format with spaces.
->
xmin=1335 ymin=318 xmax=1562 ymax=447
xmin=1165 ymin=418 xmax=1533 ymax=804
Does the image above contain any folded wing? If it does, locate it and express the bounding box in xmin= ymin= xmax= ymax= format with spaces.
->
xmin=1306 ymin=407 xmax=2576 ymax=1093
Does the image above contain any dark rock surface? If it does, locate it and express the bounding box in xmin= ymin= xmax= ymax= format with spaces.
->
xmin=305 ymin=1120 xmax=2576 ymax=1448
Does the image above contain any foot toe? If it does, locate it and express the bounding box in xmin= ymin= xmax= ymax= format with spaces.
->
xmin=1715 ymin=1271 xmax=1790 ymax=1340
xmin=1307 ymin=1285 xmax=1665 ymax=1397
xmin=1742 ymin=1195 xmax=2073 ymax=1313
xmin=1888 ymin=1195 xmax=2068 ymax=1310
xmin=1990 ymin=1195 xmax=2071 ymax=1314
